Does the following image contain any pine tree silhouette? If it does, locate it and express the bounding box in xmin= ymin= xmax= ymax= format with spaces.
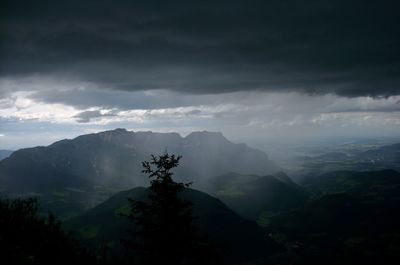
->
xmin=123 ymin=153 xmax=220 ymax=265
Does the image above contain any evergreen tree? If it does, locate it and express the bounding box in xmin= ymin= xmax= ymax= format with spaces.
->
xmin=123 ymin=153 xmax=220 ymax=265
xmin=0 ymin=197 xmax=95 ymax=265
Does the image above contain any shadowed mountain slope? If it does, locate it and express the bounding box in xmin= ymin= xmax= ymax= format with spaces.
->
xmin=203 ymin=172 xmax=309 ymax=221
xmin=305 ymin=169 xmax=400 ymax=200
xmin=0 ymin=150 xmax=13 ymax=161
xmin=65 ymin=187 xmax=281 ymax=264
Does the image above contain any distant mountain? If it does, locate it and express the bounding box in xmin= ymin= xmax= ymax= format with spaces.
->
xmin=65 ymin=187 xmax=281 ymax=264
xmin=0 ymin=150 xmax=13 ymax=161
xmin=203 ymin=172 xmax=309 ymax=221
xmin=305 ymin=169 xmax=400 ymax=201
xmin=0 ymin=129 xmax=279 ymax=217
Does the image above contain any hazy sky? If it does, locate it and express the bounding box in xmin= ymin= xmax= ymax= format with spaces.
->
xmin=1 ymin=0 xmax=399 ymax=150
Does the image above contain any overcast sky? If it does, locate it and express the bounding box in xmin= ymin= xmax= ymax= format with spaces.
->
xmin=1 ymin=0 xmax=399 ymax=150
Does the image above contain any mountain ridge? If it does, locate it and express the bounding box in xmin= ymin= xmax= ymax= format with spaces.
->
xmin=0 ymin=129 xmax=279 ymax=217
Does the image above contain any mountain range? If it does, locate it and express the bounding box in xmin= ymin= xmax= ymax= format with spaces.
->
xmin=0 ymin=129 xmax=279 ymax=217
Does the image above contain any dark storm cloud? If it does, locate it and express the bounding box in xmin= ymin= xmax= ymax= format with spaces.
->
xmin=1 ymin=0 xmax=399 ymax=97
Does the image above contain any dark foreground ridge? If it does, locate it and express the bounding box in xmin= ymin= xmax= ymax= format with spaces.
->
xmin=65 ymin=186 xmax=280 ymax=264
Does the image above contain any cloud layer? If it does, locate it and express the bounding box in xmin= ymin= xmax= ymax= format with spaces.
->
xmin=1 ymin=0 xmax=399 ymax=97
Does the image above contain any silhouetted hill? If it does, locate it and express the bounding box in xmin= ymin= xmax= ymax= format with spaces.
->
xmin=65 ymin=187 xmax=281 ymax=264
xmin=305 ymin=169 xmax=400 ymax=201
xmin=203 ymin=172 xmax=309 ymax=221
xmin=267 ymin=169 xmax=400 ymax=265
xmin=0 ymin=129 xmax=279 ymax=217
xmin=272 ymin=193 xmax=363 ymax=234
xmin=267 ymin=192 xmax=400 ymax=265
